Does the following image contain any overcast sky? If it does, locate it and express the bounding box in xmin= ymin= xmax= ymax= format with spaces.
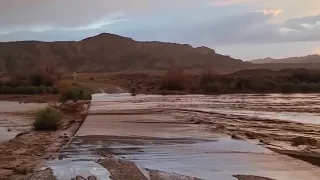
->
xmin=0 ymin=0 xmax=320 ymax=60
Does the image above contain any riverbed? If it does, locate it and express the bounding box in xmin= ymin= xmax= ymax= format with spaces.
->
xmin=43 ymin=93 xmax=320 ymax=180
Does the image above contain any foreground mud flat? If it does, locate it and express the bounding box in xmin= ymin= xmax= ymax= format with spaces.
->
xmin=0 ymin=101 xmax=47 ymax=142
xmin=0 ymin=101 xmax=90 ymax=180
xmin=40 ymin=93 xmax=320 ymax=180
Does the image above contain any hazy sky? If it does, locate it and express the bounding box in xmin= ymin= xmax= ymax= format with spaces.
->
xmin=0 ymin=0 xmax=320 ymax=60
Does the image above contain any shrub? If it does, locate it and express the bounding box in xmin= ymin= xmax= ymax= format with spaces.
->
xmin=279 ymin=83 xmax=296 ymax=93
xmin=160 ymin=68 xmax=186 ymax=91
xmin=30 ymin=71 xmax=56 ymax=86
xmin=292 ymin=70 xmax=310 ymax=82
xmin=249 ymin=80 xmax=270 ymax=92
xmin=60 ymin=86 xmax=92 ymax=102
xmin=0 ymin=85 xmax=11 ymax=94
xmin=52 ymin=86 xmax=60 ymax=94
xmin=130 ymin=87 xmax=137 ymax=96
xmin=202 ymin=82 xmax=222 ymax=93
xmin=33 ymin=106 xmax=62 ymax=130
xmin=27 ymin=86 xmax=42 ymax=94
xmin=234 ymin=78 xmax=251 ymax=90
xmin=5 ymin=75 xmax=30 ymax=87
xmin=310 ymin=83 xmax=320 ymax=92
xmin=200 ymin=69 xmax=217 ymax=84
xmin=39 ymin=85 xmax=56 ymax=94
xmin=44 ymin=86 xmax=54 ymax=94
xmin=296 ymin=83 xmax=311 ymax=92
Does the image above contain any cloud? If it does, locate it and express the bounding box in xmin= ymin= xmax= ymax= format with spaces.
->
xmin=121 ymin=10 xmax=320 ymax=46
xmin=278 ymin=27 xmax=300 ymax=34
xmin=209 ymin=0 xmax=254 ymax=6
xmin=0 ymin=0 xmax=150 ymax=30
xmin=1 ymin=0 xmax=320 ymax=60
xmin=0 ymin=0 xmax=320 ymax=47
xmin=262 ymin=9 xmax=283 ymax=16
xmin=207 ymin=13 xmax=319 ymax=45
xmin=314 ymin=48 xmax=320 ymax=55
xmin=300 ymin=21 xmax=320 ymax=29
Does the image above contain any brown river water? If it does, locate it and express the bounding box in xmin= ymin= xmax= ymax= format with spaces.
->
xmin=0 ymin=101 xmax=46 ymax=142
xmin=0 ymin=94 xmax=318 ymax=179
xmin=40 ymin=93 xmax=320 ymax=180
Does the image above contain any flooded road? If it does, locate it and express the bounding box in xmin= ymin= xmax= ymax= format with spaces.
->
xmin=45 ymin=94 xmax=320 ymax=180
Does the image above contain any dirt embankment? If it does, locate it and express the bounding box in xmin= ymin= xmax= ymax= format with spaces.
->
xmin=0 ymin=101 xmax=90 ymax=180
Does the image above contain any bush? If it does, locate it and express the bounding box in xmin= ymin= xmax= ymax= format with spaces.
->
xmin=249 ymin=80 xmax=270 ymax=92
xmin=60 ymin=86 xmax=92 ymax=102
xmin=154 ymin=68 xmax=320 ymax=94
xmin=202 ymin=82 xmax=222 ymax=93
xmin=33 ymin=106 xmax=62 ymax=130
xmin=130 ymin=87 xmax=137 ymax=96
xmin=44 ymin=86 xmax=54 ymax=94
xmin=279 ymin=83 xmax=296 ymax=93
xmin=52 ymin=86 xmax=60 ymax=94
xmin=30 ymin=71 xmax=56 ymax=86
xmin=200 ymin=70 xmax=219 ymax=84
xmin=160 ymin=68 xmax=186 ymax=91
xmin=6 ymin=75 xmax=31 ymax=87
xmin=292 ymin=70 xmax=310 ymax=82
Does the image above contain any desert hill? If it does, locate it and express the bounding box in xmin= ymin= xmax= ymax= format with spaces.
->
xmin=251 ymin=55 xmax=320 ymax=64
xmin=0 ymin=33 xmax=248 ymax=74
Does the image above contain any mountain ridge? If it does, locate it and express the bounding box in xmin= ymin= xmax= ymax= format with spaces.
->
xmin=0 ymin=33 xmax=248 ymax=74
xmin=251 ymin=54 xmax=320 ymax=64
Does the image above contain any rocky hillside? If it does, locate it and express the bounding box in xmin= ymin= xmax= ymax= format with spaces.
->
xmin=251 ymin=55 xmax=320 ymax=64
xmin=0 ymin=33 xmax=249 ymax=74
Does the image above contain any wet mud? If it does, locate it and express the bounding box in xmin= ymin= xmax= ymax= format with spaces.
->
xmin=0 ymin=101 xmax=90 ymax=180
xmin=0 ymin=101 xmax=47 ymax=142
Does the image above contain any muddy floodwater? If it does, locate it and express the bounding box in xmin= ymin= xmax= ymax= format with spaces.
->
xmin=45 ymin=94 xmax=320 ymax=180
xmin=0 ymin=101 xmax=46 ymax=142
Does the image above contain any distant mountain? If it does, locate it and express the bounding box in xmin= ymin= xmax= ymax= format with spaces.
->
xmin=0 ymin=33 xmax=249 ymax=74
xmin=251 ymin=55 xmax=320 ymax=64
